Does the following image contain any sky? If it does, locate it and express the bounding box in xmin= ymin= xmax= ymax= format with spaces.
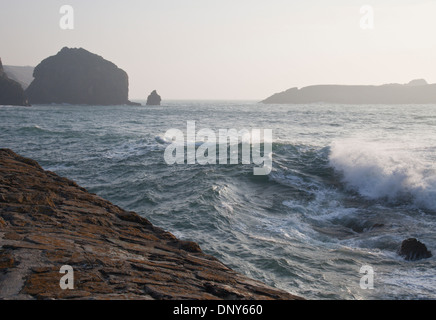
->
xmin=1 ymin=0 xmax=436 ymax=100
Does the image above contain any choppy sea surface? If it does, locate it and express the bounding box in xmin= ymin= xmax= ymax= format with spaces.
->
xmin=1 ymin=101 xmax=436 ymax=299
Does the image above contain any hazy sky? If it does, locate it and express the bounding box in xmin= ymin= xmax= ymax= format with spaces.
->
xmin=1 ymin=0 xmax=436 ymax=99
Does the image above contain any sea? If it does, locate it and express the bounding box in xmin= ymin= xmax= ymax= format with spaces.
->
xmin=1 ymin=101 xmax=436 ymax=300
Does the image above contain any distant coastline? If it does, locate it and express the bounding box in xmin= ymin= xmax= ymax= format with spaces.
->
xmin=262 ymin=79 xmax=436 ymax=104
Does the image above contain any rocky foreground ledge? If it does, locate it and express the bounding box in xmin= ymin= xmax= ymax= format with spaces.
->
xmin=0 ymin=149 xmax=302 ymax=300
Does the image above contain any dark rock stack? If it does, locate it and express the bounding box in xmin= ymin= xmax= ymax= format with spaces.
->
xmin=0 ymin=58 xmax=30 ymax=106
xmin=146 ymin=90 xmax=162 ymax=106
xmin=398 ymin=238 xmax=432 ymax=261
xmin=26 ymin=47 xmax=138 ymax=106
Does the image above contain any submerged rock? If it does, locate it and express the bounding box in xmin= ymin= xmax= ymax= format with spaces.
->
xmin=398 ymin=238 xmax=432 ymax=261
xmin=26 ymin=47 xmax=138 ymax=106
xmin=146 ymin=90 xmax=161 ymax=106
xmin=0 ymin=58 xmax=30 ymax=106
xmin=0 ymin=148 xmax=302 ymax=300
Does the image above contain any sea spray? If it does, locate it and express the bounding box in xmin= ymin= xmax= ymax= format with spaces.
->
xmin=329 ymin=139 xmax=436 ymax=211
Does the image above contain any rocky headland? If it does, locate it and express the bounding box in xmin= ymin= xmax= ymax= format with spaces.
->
xmin=26 ymin=47 xmax=139 ymax=106
xmin=262 ymin=79 xmax=436 ymax=104
xmin=0 ymin=58 xmax=30 ymax=106
xmin=0 ymin=149 xmax=301 ymax=300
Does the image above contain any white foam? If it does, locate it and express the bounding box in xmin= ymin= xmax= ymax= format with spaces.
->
xmin=329 ymin=139 xmax=436 ymax=211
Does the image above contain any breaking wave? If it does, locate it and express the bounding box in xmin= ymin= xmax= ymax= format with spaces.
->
xmin=329 ymin=139 xmax=436 ymax=211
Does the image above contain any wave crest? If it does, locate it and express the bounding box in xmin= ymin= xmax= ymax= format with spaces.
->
xmin=329 ymin=139 xmax=436 ymax=211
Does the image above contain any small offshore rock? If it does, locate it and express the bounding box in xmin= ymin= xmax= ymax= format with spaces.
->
xmin=146 ymin=90 xmax=161 ymax=106
xmin=398 ymin=238 xmax=432 ymax=261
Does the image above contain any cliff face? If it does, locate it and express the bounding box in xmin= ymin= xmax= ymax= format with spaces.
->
xmin=0 ymin=58 xmax=29 ymax=106
xmin=3 ymin=65 xmax=34 ymax=90
xmin=0 ymin=149 xmax=301 ymax=300
xmin=26 ymin=47 xmax=138 ymax=106
xmin=262 ymin=80 xmax=436 ymax=104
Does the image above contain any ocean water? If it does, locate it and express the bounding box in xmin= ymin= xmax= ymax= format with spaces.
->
xmin=1 ymin=101 xmax=436 ymax=300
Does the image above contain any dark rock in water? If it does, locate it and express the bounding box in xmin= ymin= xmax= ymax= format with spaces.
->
xmin=398 ymin=238 xmax=432 ymax=261
xmin=0 ymin=58 xmax=30 ymax=106
xmin=26 ymin=47 xmax=137 ymax=106
xmin=146 ymin=90 xmax=161 ymax=106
